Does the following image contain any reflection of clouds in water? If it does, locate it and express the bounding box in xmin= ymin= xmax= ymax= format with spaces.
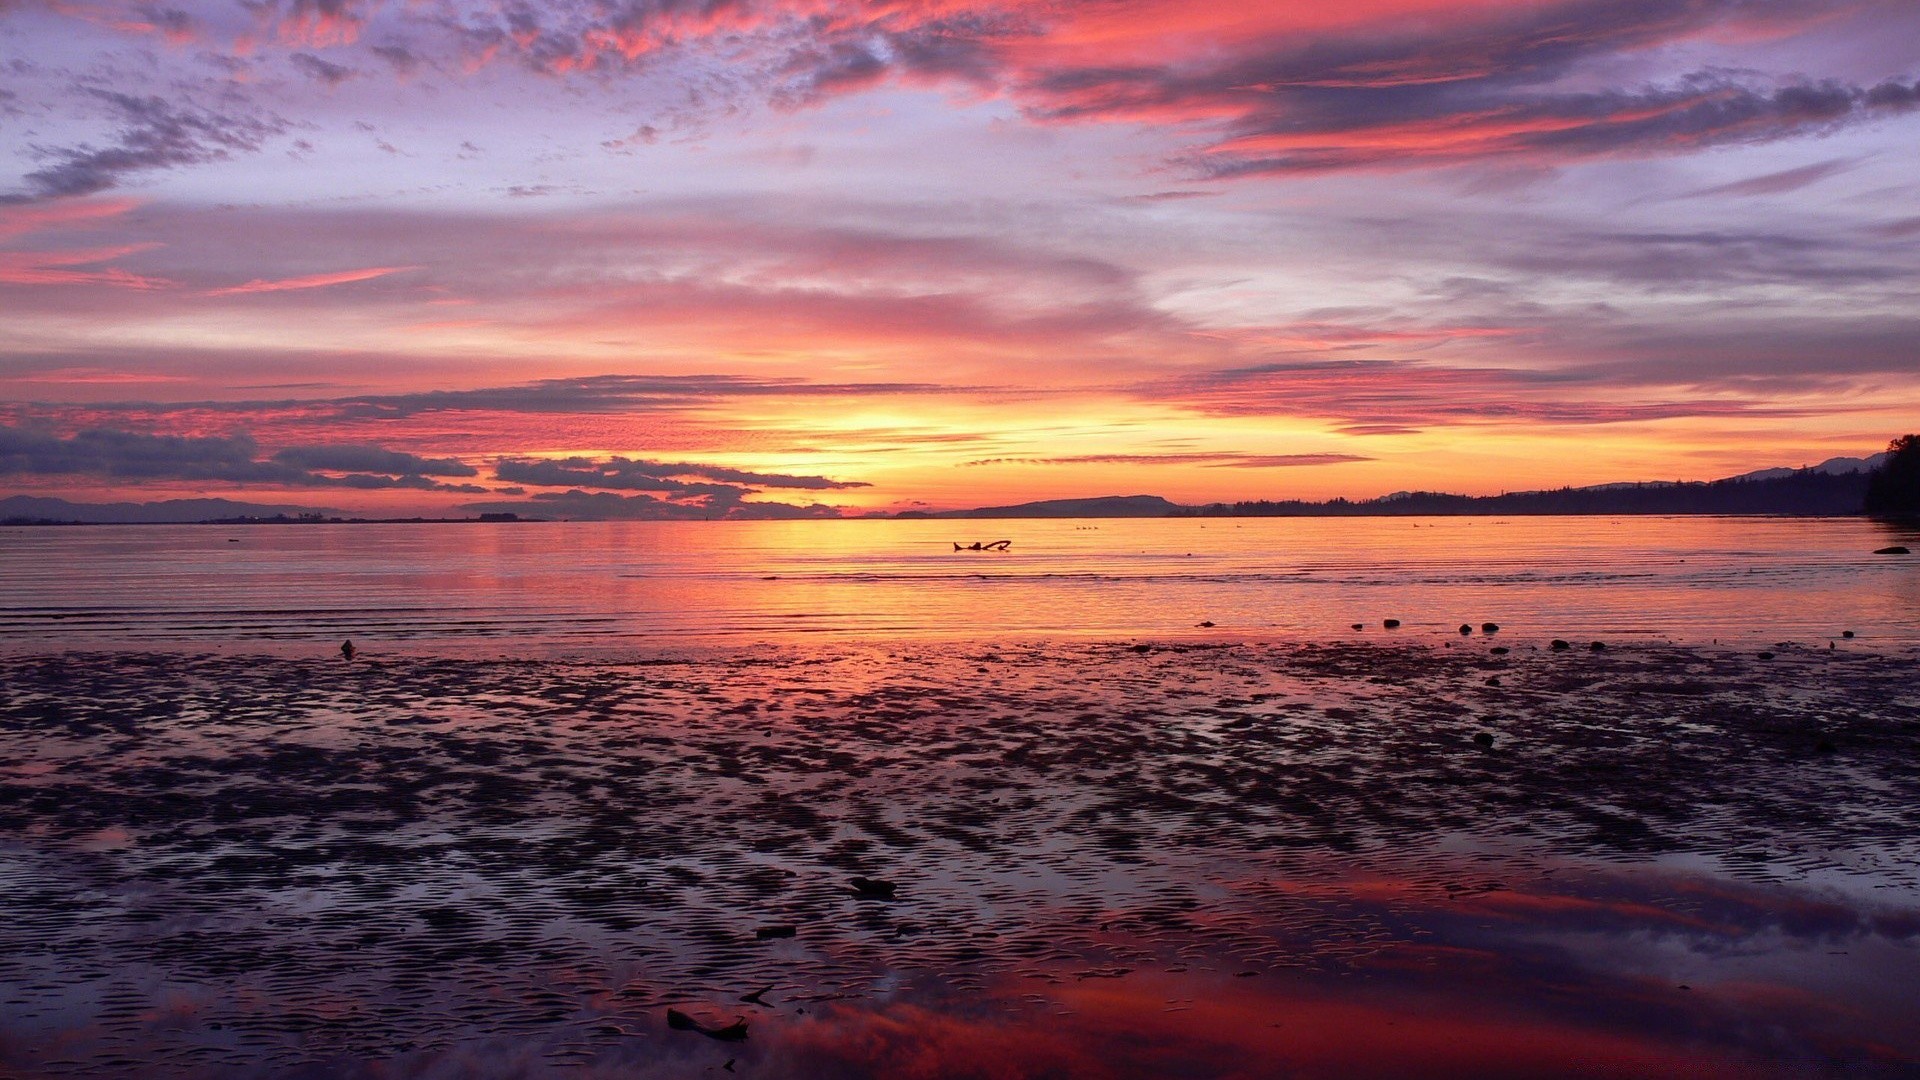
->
xmin=766 ymin=961 xmax=1855 ymax=1080
xmin=762 ymin=856 xmax=1920 ymax=1077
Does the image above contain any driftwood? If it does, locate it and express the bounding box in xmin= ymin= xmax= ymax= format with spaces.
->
xmin=952 ymin=540 xmax=1012 ymax=551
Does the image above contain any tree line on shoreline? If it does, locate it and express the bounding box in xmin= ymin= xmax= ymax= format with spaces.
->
xmin=1174 ymin=435 xmax=1920 ymax=519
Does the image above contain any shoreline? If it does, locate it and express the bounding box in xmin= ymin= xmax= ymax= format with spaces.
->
xmin=2 ymin=627 xmax=1914 ymax=662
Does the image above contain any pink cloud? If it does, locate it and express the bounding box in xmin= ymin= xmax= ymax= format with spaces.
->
xmin=204 ymin=265 xmax=421 ymax=296
xmin=0 ymin=198 xmax=141 ymax=242
xmin=0 ymin=244 xmax=171 ymax=289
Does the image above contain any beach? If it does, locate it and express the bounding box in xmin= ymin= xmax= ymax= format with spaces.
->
xmin=4 ymin=636 xmax=1917 ymax=1077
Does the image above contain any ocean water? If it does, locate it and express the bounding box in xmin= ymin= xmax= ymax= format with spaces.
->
xmin=4 ymin=515 xmax=1917 ymax=651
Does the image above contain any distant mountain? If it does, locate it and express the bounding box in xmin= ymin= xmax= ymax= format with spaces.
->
xmin=0 ymin=496 xmax=347 ymax=525
xmin=1723 ymin=452 xmax=1889 ymax=484
xmin=932 ymin=494 xmax=1180 ymax=519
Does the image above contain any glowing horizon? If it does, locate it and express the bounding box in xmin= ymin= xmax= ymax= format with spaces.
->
xmin=3 ymin=0 xmax=1917 ymax=518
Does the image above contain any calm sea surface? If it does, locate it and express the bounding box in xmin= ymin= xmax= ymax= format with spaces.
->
xmin=2 ymin=515 xmax=1917 ymax=652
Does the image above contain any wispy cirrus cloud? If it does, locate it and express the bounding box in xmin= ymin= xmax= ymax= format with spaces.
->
xmin=204 ymin=264 xmax=421 ymax=296
xmin=1143 ymin=360 xmax=1824 ymax=434
xmin=963 ymin=452 xmax=1371 ymax=468
xmin=0 ymin=243 xmax=171 ymax=288
xmin=1682 ymin=157 xmax=1860 ymax=198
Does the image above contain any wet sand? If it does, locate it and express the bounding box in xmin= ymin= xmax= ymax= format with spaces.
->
xmin=2 ymin=638 xmax=1917 ymax=1077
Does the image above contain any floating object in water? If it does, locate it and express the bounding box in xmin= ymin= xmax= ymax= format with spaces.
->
xmin=1459 ymin=624 xmax=1473 ymax=636
xmin=953 ymin=540 xmax=1012 ymax=551
xmin=1590 ymin=641 xmax=1607 ymax=652
xmin=1873 ymin=546 xmax=1909 ymax=555
xmin=1481 ymin=623 xmax=1500 ymax=633
xmin=1550 ymin=639 xmax=1571 ymax=651
xmin=340 ymin=640 xmax=356 ymax=660
xmin=1350 ymin=623 xmax=1364 ymax=631
xmin=1383 ymin=619 xmax=1401 ymax=629
xmin=1842 ymin=630 xmax=1855 ymax=639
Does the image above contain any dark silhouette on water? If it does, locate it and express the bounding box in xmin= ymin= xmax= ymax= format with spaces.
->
xmin=340 ymin=640 xmax=356 ymax=660
xmin=849 ymin=876 xmax=898 ymax=898
xmin=1864 ymin=435 xmax=1919 ymax=517
xmin=667 ymin=1009 xmax=748 ymax=1041
xmin=953 ymin=539 xmax=1012 ymax=551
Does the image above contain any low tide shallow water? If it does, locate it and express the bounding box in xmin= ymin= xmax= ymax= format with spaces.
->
xmin=3 ymin=517 xmax=1917 ymax=1076
xmin=2 ymin=639 xmax=1917 ymax=1078
xmin=3 ymin=515 xmax=1918 ymax=651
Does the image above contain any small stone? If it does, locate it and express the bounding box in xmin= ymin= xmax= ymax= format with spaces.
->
xmin=755 ymin=925 xmax=797 ymax=940
xmin=1472 ymin=732 xmax=1495 ymax=747
xmin=418 ymin=906 xmax=476 ymax=930
xmin=1197 ymin=621 xmax=1215 ymax=628
xmin=1481 ymin=622 xmax=1500 ymax=633
xmin=1814 ymin=738 xmax=1837 ymax=754
xmin=667 ymin=1009 xmax=749 ymax=1042
xmin=1550 ymin=639 xmax=1571 ymax=651
xmin=1589 ymin=641 xmax=1607 ymax=651
xmin=850 ymin=876 xmax=898 ymax=898
xmin=1459 ymin=624 xmax=1473 ymax=635
xmin=1841 ymin=630 xmax=1855 ymax=639
xmin=1757 ymin=651 xmax=1775 ymax=660
xmin=1383 ymin=619 xmax=1401 ymax=629
xmin=1873 ymin=546 xmax=1910 ymax=555
xmin=1350 ymin=623 xmax=1364 ymax=631
xmin=1489 ymin=646 xmax=1509 ymax=655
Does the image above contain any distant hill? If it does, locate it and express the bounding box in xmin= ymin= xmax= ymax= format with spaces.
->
xmin=926 ymin=456 xmax=1889 ymax=519
xmin=0 ymin=496 xmax=346 ymax=525
xmin=1181 ymin=461 xmax=1883 ymax=518
xmin=931 ymin=494 xmax=1180 ymax=519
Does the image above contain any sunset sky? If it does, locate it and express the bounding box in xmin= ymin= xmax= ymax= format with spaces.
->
xmin=3 ymin=0 xmax=1917 ymax=517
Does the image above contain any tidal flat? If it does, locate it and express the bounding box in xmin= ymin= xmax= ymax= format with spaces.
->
xmin=2 ymin=639 xmax=1917 ymax=1078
